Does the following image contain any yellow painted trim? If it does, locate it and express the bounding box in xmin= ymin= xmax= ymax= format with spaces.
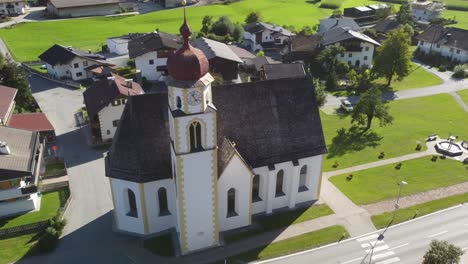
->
xmin=139 ymin=183 xmax=149 ymax=235
xmin=316 ymin=155 xmax=325 ymax=199
xmin=174 ymin=118 xmax=180 ymax=153
xmin=183 ymin=89 xmax=189 ymax=114
xmin=108 ymin=178 xmax=119 ymax=229
xmin=185 ymin=117 xmax=208 ymax=150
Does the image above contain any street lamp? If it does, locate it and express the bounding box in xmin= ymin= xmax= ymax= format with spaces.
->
xmin=361 ymin=180 xmax=408 ymax=264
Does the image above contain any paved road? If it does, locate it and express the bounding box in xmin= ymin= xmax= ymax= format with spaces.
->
xmin=260 ymin=204 xmax=468 ymax=264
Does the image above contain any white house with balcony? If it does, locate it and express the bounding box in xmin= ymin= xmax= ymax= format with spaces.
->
xmin=411 ymin=0 xmax=444 ymax=22
xmin=0 ymin=126 xmax=42 ymax=218
xmin=105 ymin=16 xmax=327 ymax=256
xmin=416 ymin=25 xmax=468 ymax=63
xmin=321 ymin=27 xmax=380 ymax=68
xmin=243 ymin=22 xmax=295 ymax=52
xmin=39 ymin=44 xmax=113 ymax=81
xmin=0 ymin=0 xmax=27 ymax=15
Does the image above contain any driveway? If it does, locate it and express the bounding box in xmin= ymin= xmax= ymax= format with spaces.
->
xmin=17 ymin=75 xmax=161 ymax=264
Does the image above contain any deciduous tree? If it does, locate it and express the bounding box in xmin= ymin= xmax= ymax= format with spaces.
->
xmin=423 ymin=240 xmax=464 ymax=264
xmin=245 ymin=11 xmax=262 ymax=24
xmin=351 ymin=86 xmax=393 ymax=130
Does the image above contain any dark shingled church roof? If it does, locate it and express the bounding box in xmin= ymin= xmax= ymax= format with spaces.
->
xmin=106 ymin=76 xmax=327 ymax=183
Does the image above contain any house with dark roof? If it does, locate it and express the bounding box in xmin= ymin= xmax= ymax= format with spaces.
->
xmin=0 ymin=0 xmax=27 ymax=15
xmin=0 ymin=126 xmax=42 ymax=218
xmin=39 ymin=44 xmax=112 ymax=81
xmin=374 ymin=17 xmax=402 ymax=34
xmin=83 ymin=73 xmax=144 ymax=143
xmin=261 ymin=63 xmax=306 ymax=80
xmin=192 ymin=37 xmax=243 ymax=82
xmin=46 ymin=0 xmax=122 ymax=18
xmin=344 ymin=4 xmax=390 ymax=24
xmin=106 ymin=33 xmax=144 ymax=55
xmin=243 ymin=22 xmax=295 ymax=52
xmin=416 ymin=25 xmax=468 ymax=63
xmin=0 ymin=85 xmax=16 ymax=126
xmin=283 ymin=34 xmax=323 ymax=64
xmin=128 ymin=31 xmax=182 ymax=81
xmin=319 ymin=18 xmax=360 ymax=33
xmin=105 ymin=14 xmax=327 ymax=255
xmin=411 ymin=0 xmax=444 ymax=22
xmin=228 ymin=45 xmax=256 ymax=65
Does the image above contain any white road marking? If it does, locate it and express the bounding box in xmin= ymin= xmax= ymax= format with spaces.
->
xmin=357 ymin=234 xmax=379 ymax=242
xmin=366 ymin=245 xmax=390 ymax=253
xmin=361 ymin=240 xmax=384 ymax=248
xmin=373 ymin=251 xmax=395 ymax=260
xmin=388 ymin=243 xmax=410 ymax=251
xmin=340 ymin=257 xmax=363 ymax=264
xmin=427 ymin=230 xmax=448 ymax=238
xmin=376 ymin=257 xmax=400 ymax=264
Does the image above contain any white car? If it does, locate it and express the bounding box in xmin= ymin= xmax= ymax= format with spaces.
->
xmin=340 ymin=99 xmax=353 ymax=111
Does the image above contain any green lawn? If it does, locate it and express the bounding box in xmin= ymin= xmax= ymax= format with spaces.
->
xmin=0 ymin=232 xmax=39 ymax=264
xmin=443 ymin=10 xmax=468 ymax=29
xmin=0 ymin=0 xmax=382 ymax=62
xmin=330 ymin=156 xmax=468 ymax=205
xmin=217 ymin=225 xmax=348 ymax=263
xmin=375 ymin=62 xmax=443 ymax=91
xmin=30 ymin=64 xmax=47 ymax=74
xmin=457 ymin=89 xmax=468 ymax=105
xmin=45 ymin=163 xmax=65 ymax=173
xmin=0 ymin=188 xmax=69 ymax=229
xmin=372 ymin=192 xmax=468 ymax=229
xmin=443 ymin=0 xmax=468 ymax=11
xmin=144 ymin=233 xmax=175 ymax=257
xmin=321 ymin=94 xmax=468 ymax=171
xmin=225 ymin=204 xmax=334 ymax=243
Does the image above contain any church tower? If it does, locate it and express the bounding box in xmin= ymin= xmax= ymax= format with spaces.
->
xmin=166 ymin=10 xmax=219 ymax=254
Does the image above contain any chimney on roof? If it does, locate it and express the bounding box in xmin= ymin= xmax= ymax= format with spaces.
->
xmin=0 ymin=141 xmax=11 ymax=155
xmin=125 ymin=79 xmax=133 ymax=88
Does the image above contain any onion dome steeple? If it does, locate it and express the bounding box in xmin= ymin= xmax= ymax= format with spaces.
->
xmin=167 ymin=8 xmax=209 ymax=81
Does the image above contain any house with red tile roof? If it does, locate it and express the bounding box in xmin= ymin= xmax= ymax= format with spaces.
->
xmin=8 ymin=113 xmax=56 ymax=143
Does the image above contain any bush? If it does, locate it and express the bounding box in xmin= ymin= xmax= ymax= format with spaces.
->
xmin=438 ymin=65 xmax=447 ymax=72
xmin=126 ymin=59 xmax=135 ymax=68
xmin=320 ymin=0 xmax=341 ymax=9
xmin=453 ymin=64 xmax=467 ymax=78
xmin=211 ymin=16 xmax=234 ymax=36
xmin=245 ymin=11 xmax=262 ymax=24
xmin=37 ymin=227 xmax=60 ymax=253
xmin=336 ymin=62 xmax=350 ymax=75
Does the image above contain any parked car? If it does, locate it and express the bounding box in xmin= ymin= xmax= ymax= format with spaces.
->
xmin=340 ymin=99 xmax=353 ymax=111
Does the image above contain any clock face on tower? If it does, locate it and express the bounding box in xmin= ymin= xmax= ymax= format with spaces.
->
xmin=188 ymin=90 xmax=202 ymax=106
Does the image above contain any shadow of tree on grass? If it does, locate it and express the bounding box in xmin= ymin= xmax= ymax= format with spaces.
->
xmin=327 ymin=126 xmax=383 ymax=158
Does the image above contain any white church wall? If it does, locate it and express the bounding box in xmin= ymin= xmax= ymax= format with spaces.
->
xmin=251 ymin=166 xmax=268 ymax=214
xmin=143 ymin=179 xmax=177 ymax=234
xmin=99 ymin=100 xmax=126 ymax=141
xmin=110 ymin=178 xmax=145 ymax=234
xmin=217 ymin=154 xmax=252 ymax=232
xmin=179 ymin=149 xmax=218 ymax=253
xmin=296 ymin=155 xmax=323 ymax=204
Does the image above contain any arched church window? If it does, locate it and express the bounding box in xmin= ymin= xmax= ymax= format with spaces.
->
xmin=127 ymin=189 xmax=137 ymax=217
xmin=275 ymin=170 xmax=285 ymax=197
xmin=158 ymin=187 xmax=170 ymax=216
xmin=189 ymin=121 xmax=202 ymax=151
xmin=299 ymin=165 xmax=308 ymax=192
xmin=227 ymin=188 xmax=237 ymax=217
xmin=176 ymin=96 xmax=182 ymax=109
xmin=252 ymin=175 xmax=261 ymax=202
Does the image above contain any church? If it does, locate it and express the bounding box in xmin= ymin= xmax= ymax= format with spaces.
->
xmin=105 ymin=12 xmax=327 ymax=255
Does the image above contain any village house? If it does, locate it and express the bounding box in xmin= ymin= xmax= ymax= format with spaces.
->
xmin=128 ymin=31 xmax=182 ymax=81
xmin=39 ymin=44 xmax=112 ymax=81
xmin=83 ymin=73 xmax=144 ymax=143
xmin=107 ymin=33 xmax=144 ymax=55
xmin=46 ymin=0 xmax=121 ymax=18
xmin=410 ymin=0 xmax=444 ymax=22
xmin=228 ymin=45 xmax=256 ymax=66
xmin=192 ymin=37 xmax=243 ymax=83
xmin=416 ymin=25 xmax=468 ymax=63
xmin=0 ymin=85 xmax=16 ymax=126
xmin=261 ymin=63 xmax=306 ymax=81
xmin=319 ymin=18 xmax=360 ymax=33
xmin=243 ymin=22 xmax=295 ymax=52
xmin=106 ymin=14 xmax=327 ymax=255
xmin=0 ymin=0 xmax=27 ymax=15
xmin=7 ymin=113 xmax=56 ymax=144
xmin=0 ymin=126 xmax=43 ymax=218
xmin=343 ymin=4 xmax=390 ymax=24
xmin=322 ymin=27 xmax=380 ymax=68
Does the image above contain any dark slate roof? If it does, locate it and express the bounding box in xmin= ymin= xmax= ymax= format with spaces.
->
xmin=244 ymin=22 xmax=295 ymax=37
xmin=39 ymin=44 xmax=105 ymax=66
xmin=290 ymin=34 xmax=322 ymax=53
xmin=263 ymin=63 xmax=306 ymax=80
xmin=128 ymin=32 xmax=182 ymax=59
xmin=83 ymin=73 xmax=144 ymax=118
xmin=218 ymin=137 xmax=237 ymax=177
xmin=416 ymin=25 xmax=468 ymax=51
xmin=0 ymin=126 xmax=39 ymax=181
xmin=106 ymin=93 xmax=172 ymax=183
xmin=252 ymin=56 xmax=280 ymax=71
xmin=321 ymin=27 xmax=380 ymax=46
xmin=374 ymin=18 xmax=402 ymax=33
xmin=319 ymin=18 xmax=360 ymax=33
xmin=106 ymin=76 xmax=327 ymax=182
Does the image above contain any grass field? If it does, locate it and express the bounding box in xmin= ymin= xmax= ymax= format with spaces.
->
xmin=457 ymin=89 xmax=468 ymax=105
xmin=330 ymin=156 xmax=468 ymax=205
xmin=0 ymin=232 xmax=39 ymax=264
xmin=225 ymin=204 xmax=334 ymax=243
xmin=443 ymin=10 xmax=468 ymax=29
xmin=0 ymin=189 xmax=69 ymax=229
xmin=443 ymin=0 xmax=468 ymax=11
xmin=321 ymin=94 xmax=468 ymax=171
xmin=372 ymin=192 xmax=468 ymax=229
xmin=375 ymin=62 xmax=443 ymax=91
xmin=0 ymin=0 xmax=384 ymax=62
xmin=218 ymin=225 xmax=348 ymax=263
